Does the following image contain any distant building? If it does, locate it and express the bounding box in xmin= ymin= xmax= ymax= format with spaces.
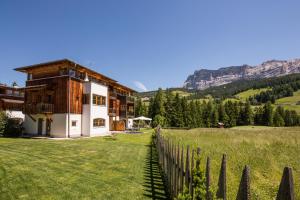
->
xmin=218 ymin=122 xmax=224 ymax=128
xmin=15 ymin=59 xmax=135 ymax=137
xmin=0 ymin=83 xmax=24 ymax=119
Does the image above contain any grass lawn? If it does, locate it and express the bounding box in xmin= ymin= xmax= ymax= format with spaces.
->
xmin=0 ymin=130 xmax=168 ymax=200
xmin=235 ymin=88 xmax=271 ymax=100
xmin=275 ymin=90 xmax=300 ymax=114
xmin=161 ymin=126 xmax=300 ymax=199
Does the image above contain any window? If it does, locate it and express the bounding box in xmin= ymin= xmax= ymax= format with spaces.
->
xmin=93 ymin=94 xmax=106 ymax=106
xmin=6 ymin=90 xmax=12 ymax=95
xmin=69 ymin=69 xmax=76 ymax=77
xmin=93 ymin=118 xmax=105 ymax=127
xmin=83 ymin=94 xmax=90 ymax=104
xmin=47 ymin=95 xmax=52 ymax=103
xmin=128 ymin=106 xmax=134 ymax=113
xmin=72 ymin=120 xmax=77 ymax=127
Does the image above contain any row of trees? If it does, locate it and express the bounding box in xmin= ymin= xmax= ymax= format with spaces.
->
xmin=249 ymin=81 xmax=300 ymax=104
xmin=136 ymin=89 xmax=300 ymax=128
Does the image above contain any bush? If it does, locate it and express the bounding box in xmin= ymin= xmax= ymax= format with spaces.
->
xmin=0 ymin=112 xmax=23 ymax=137
xmin=152 ymin=114 xmax=166 ymax=127
xmin=0 ymin=112 xmax=8 ymax=136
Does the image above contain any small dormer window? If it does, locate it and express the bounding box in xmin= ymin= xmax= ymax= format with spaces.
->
xmin=69 ymin=69 xmax=76 ymax=77
xmin=28 ymin=73 xmax=33 ymax=80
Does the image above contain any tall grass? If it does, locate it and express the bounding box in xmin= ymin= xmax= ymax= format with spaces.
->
xmin=161 ymin=126 xmax=300 ymax=199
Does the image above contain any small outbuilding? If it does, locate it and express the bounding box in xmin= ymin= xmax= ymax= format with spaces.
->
xmin=218 ymin=122 xmax=224 ymax=128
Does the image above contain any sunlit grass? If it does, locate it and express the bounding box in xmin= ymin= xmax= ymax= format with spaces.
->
xmin=0 ymin=129 xmax=166 ymax=200
xmin=161 ymin=126 xmax=300 ymax=199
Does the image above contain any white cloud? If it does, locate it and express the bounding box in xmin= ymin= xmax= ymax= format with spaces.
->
xmin=133 ymin=81 xmax=148 ymax=92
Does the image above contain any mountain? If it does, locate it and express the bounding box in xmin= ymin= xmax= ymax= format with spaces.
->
xmin=184 ymin=59 xmax=300 ymax=90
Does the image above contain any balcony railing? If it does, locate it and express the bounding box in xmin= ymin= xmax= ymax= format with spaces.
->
xmin=127 ymin=111 xmax=135 ymax=117
xmin=126 ymin=96 xmax=135 ymax=103
xmin=109 ymin=92 xmax=117 ymax=99
xmin=108 ymin=108 xmax=117 ymax=116
xmin=25 ymin=103 xmax=54 ymax=114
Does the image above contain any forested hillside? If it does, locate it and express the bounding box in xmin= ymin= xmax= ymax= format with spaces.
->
xmin=135 ymin=89 xmax=300 ymax=128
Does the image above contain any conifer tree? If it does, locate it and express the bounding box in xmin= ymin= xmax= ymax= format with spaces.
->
xmin=273 ymin=107 xmax=285 ymax=127
xmin=243 ymin=100 xmax=254 ymax=125
xmin=173 ymin=93 xmax=184 ymax=127
xmin=263 ymin=101 xmax=274 ymax=126
xmin=164 ymin=89 xmax=175 ymax=127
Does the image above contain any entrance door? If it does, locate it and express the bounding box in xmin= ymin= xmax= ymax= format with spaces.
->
xmin=109 ymin=117 xmax=114 ymax=131
xmin=46 ymin=119 xmax=51 ymax=136
xmin=38 ymin=118 xmax=43 ymax=135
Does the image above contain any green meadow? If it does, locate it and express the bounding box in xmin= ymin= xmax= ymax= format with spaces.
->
xmin=161 ymin=126 xmax=300 ymax=199
xmin=0 ymin=130 xmax=167 ymax=200
xmin=1 ymin=127 xmax=300 ymax=199
xmin=276 ymin=90 xmax=300 ymax=113
xmin=235 ymin=88 xmax=271 ymax=100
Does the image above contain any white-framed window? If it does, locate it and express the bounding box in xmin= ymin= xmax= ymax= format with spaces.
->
xmin=71 ymin=120 xmax=77 ymax=127
xmin=93 ymin=94 xmax=106 ymax=106
xmin=93 ymin=118 xmax=105 ymax=127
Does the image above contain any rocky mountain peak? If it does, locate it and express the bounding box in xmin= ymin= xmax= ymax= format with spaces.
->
xmin=184 ymin=59 xmax=300 ymax=90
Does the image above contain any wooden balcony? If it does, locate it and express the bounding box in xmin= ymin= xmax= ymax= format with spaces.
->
xmin=126 ymin=96 xmax=134 ymax=103
xmin=108 ymin=108 xmax=117 ymax=116
xmin=25 ymin=103 xmax=54 ymax=114
xmin=127 ymin=111 xmax=135 ymax=117
xmin=109 ymin=91 xmax=117 ymax=99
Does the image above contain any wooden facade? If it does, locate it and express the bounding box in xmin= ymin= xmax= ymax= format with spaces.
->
xmin=15 ymin=59 xmax=136 ymax=132
xmin=0 ymin=84 xmax=24 ymax=113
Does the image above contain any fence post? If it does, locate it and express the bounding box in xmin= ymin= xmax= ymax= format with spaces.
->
xmin=175 ymin=143 xmax=179 ymax=197
xmin=190 ymin=149 xmax=195 ymax=197
xmin=276 ymin=167 xmax=295 ymax=200
xmin=217 ymin=154 xmax=227 ymax=200
xmin=180 ymin=145 xmax=184 ymax=193
xmin=185 ymin=145 xmax=191 ymax=192
xmin=206 ymin=157 xmax=212 ymax=200
xmin=236 ymin=165 xmax=250 ymax=200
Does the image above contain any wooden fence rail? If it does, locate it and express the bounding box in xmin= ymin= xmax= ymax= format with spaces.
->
xmin=154 ymin=128 xmax=295 ymax=200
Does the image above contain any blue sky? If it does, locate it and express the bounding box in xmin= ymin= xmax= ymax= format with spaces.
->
xmin=1 ymin=0 xmax=300 ymax=91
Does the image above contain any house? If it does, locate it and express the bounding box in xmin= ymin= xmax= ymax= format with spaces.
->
xmin=0 ymin=83 xmax=24 ymax=119
xmin=15 ymin=59 xmax=136 ymax=138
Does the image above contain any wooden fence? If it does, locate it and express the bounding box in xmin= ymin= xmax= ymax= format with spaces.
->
xmin=154 ymin=128 xmax=295 ymax=200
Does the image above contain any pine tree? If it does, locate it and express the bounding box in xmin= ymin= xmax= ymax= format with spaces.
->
xmin=273 ymin=108 xmax=285 ymax=127
xmin=263 ymin=101 xmax=274 ymax=126
xmin=195 ymin=101 xmax=203 ymax=127
xmin=211 ymin=107 xmax=219 ymax=127
xmin=181 ymin=97 xmax=191 ymax=127
xmin=173 ymin=93 xmax=184 ymax=127
xmin=244 ymin=100 xmax=254 ymax=125
xmin=188 ymin=100 xmax=197 ymax=128
xmin=218 ymin=103 xmax=229 ymax=127
xmin=164 ymin=89 xmax=175 ymax=127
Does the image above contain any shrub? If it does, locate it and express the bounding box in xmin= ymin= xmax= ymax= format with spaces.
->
xmin=0 ymin=111 xmax=23 ymax=137
xmin=152 ymin=114 xmax=166 ymax=127
xmin=0 ymin=111 xmax=8 ymax=136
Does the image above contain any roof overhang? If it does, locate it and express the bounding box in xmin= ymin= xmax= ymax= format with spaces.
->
xmin=14 ymin=59 xmax=136 ymax=93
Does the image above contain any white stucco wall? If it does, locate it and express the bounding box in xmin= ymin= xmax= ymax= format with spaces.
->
xmin=82 ymin=81 xmax=110 ymax=137
xmin=24 ymin=114 xmax=38 ymax=135
xmin=50 ymin=114 xmax=67 ymax=137
xmin=68 ymin=114 xmax=82 ymax=137
xmin=23 ymin=114 xmax=47 ymax=135
xmin=5 ymin=110 xmax=25 ymax=120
